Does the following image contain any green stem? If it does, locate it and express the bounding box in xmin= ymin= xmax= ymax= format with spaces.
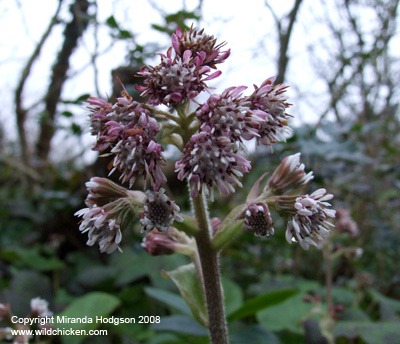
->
xmin=192 ymin=193 xmax=229 ymax=344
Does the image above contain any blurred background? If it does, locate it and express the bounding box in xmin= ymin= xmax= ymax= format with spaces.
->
xmin=0 ymin=0 xmax=399 ymax=343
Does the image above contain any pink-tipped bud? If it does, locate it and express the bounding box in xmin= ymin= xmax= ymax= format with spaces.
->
xmin=267 ymin=153 xmax=314 ymax=195
xmin=141 ymin=227 xmax=194 ymax=256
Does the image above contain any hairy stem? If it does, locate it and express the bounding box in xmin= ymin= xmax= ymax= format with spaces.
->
xmin=192 ymin=193 xmax=229 ymax=344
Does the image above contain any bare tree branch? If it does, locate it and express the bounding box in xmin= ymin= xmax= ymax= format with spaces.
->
xmin=265 ymin=0 xmax=304 ymax=84
xmin=36 ymin=0 xmax=90 ymax=163
xmin=15 ymin=0 xmax=62 ymax=162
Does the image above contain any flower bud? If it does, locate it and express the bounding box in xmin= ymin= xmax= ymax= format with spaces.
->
xmin=335 ymin=208 xmax=359 ymax=237
xmin=267 ymin=153 xmax=313 ymax=195
xmin=85 ymin=177 xmax=132 ymax=207
xmin=141 ymin=227 xmax=194 ymax=256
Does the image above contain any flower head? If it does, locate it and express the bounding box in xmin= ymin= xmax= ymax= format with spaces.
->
xmin=285 ymin=189 xmax=335 ymax=250
xmin=196 ymin=86 xmax=259 ymax=147
xmin=244 ymin=202 xmax=274 ymax=238
xmin=75 ymin=183 xmax=144 ymax=254
xmin=75 ymin=206 xmax=123 ymax=254
xmin=267 ymin=153 xmax=314 ymax=195
xmin=30 ymin=298 xmax=53 ymax=318
xmin=136 ymin=48 xmax=221 ymax=106
xmin=335 ymin=208 xmax=359 ymax=237
xmin=172 ymin=26 xmax=230 ymax=68
xmin=84 ymin=177 xmax=131 ymax=207
xmin=108 ymin=125 xmax=167 ymax=189
xmin=91 ymin=95 xmax=158 ymax=152
xmin=247 ymin=77 xmax=292 ymax=146
xmin=175 ymin=128 xmax=251 ymax=199
xmin=140 ymin=188 xmax=183 ymax=233
xmin=86 ymin=97 xmax=113 ymax=138
xmin=141 ymin=226 xmax=194 ymax=256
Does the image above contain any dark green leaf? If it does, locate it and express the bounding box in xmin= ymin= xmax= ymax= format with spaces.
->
xmin=222 ymin=277 xmax=243 ymax=316
xmin=151 ymin=315 xmax=208 ymax=336
xmin=334 ymin=321 xmax=400 ymax=344
xmin=61 ymin=111 xmax=73 ymax=118
xmin=163 ymin=263 xmax=208 ymax=327
xmin=106 ymin=15 xmax=119 ymax=29
xmin=144 ymin=287 xmax=191 ymax=315
xmin=57 ymin=292 xmax=121 ymax=344
xmin=151 ymin=24 xmax=169 ymax=33
xmin=230 ymin=325 xmax=280 ymax=344
xmin=71 ymin=123 xmax=82 ymax=135
xmin=119 ymin=29 xmax=132 ymax=39
xmin=229 ymin=289 xmax=297 ymax=321
xmin=256 ymin=293 xmax=314 ymax=334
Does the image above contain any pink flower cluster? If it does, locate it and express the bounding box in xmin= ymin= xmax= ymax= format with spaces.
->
xmin=136 ymin=50 xmax=222 ymax=106
xmin=175 ymin=127 xmax=251 ymax=199
xmin=285 ymin=189 xmax=335 ymax=250
xmin=87 ymin=94 xmax=166 ymax=190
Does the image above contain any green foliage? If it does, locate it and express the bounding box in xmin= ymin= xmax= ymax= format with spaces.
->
xmin=334 ymin=322 xmax=400 ymax=344
xmin=162 ymin=263 xmax=208 ymax=327
xmin=56 ymin=292 xmax=121 ymax=344
xmin=229 ymin=289 xmax=297 ymax=322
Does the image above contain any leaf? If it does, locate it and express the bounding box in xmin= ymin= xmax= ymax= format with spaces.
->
xmin=222 ymin=277 xmax=243 ymax=316
xmin=61 ymin=111 xmax=73 ymax=118
xmin=369 ymin=288 xmax=400 ymax=321
xmin=151 ymin=24 xmax=169 ymax=33
xmin=151 ymin=315 xmax=208 ymax=336
xmin=1 ymin=247 xmax=65 ymax=272
xmin=106 ymin=15 xmax=119 ymax=29
xmin=173 ymin=213 xmax=198 ymax=235
xmin=70 ymin=123 xmax=82 ymax=135
xmin=212 ymin=203 xmax=247 ymax=251
xmin=212 ymin=220 xmax=243 ymax=252
xmin=256 ymin=293 xmax=314 ymax=334
xmin=144 ymin=287 xmax=191 ymax=315
xmin=229 ymin=289 xmax=297 ymax=322
xmin=163 ymin=263 xmax=208 ymax=327
xmin=230 ymin=325 xmax=280 ymax=344
xmin=334 ymin=321 xmax=400 ymax=344
xmin=119 ymin=29 xmax=132 ymax=39
xmin=110 ymin=248 xmax=152 ymax=286
xmin=57 ymin=292 xmax=121 ymax=344
xmin=247 ymin=172 xmax=270 ymax=202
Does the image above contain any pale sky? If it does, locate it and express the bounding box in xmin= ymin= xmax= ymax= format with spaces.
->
xmin=1 ymin=0 xmax=396 ymax=162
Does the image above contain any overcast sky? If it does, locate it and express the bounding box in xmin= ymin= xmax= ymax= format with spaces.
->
xmin=1 ymin=0 xmax=396 ymax=162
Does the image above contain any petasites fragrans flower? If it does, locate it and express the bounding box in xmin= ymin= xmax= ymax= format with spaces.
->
xmin=175 ymin=127 xmax=251 ymax=199
xmin=172 ymin=26 xmax=230 ymax=68
xmin=285 ymin=189 xmax=335 ymax=250
xmin=266 ymin=152 xmax=314 ymax=195
xmin=244 ymin=202 xmax=275 ymax=238
xmin=75 ymin=178 xmax=145 ymax=253
xmin=136 ymin=48 xmax=221 ymax=106
xmin=196 ymin=86 xmax=259 ymax=147
xmin=141 ymin=226 xmax=194 ymax=256
xmin=87 ymin=94 xmax=167 ymax=190
xmin=86 ymin=97 xmax=113 ymax=137
xmin=30 ymin=298 xmax=53 ymax=318
xmin=140 ymin=188 xmax=183 ymax=233
xmin=247 ymin=76 xmax=292 ymax=146
xmin=108 ymin=124 xmax=167 ymax=190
